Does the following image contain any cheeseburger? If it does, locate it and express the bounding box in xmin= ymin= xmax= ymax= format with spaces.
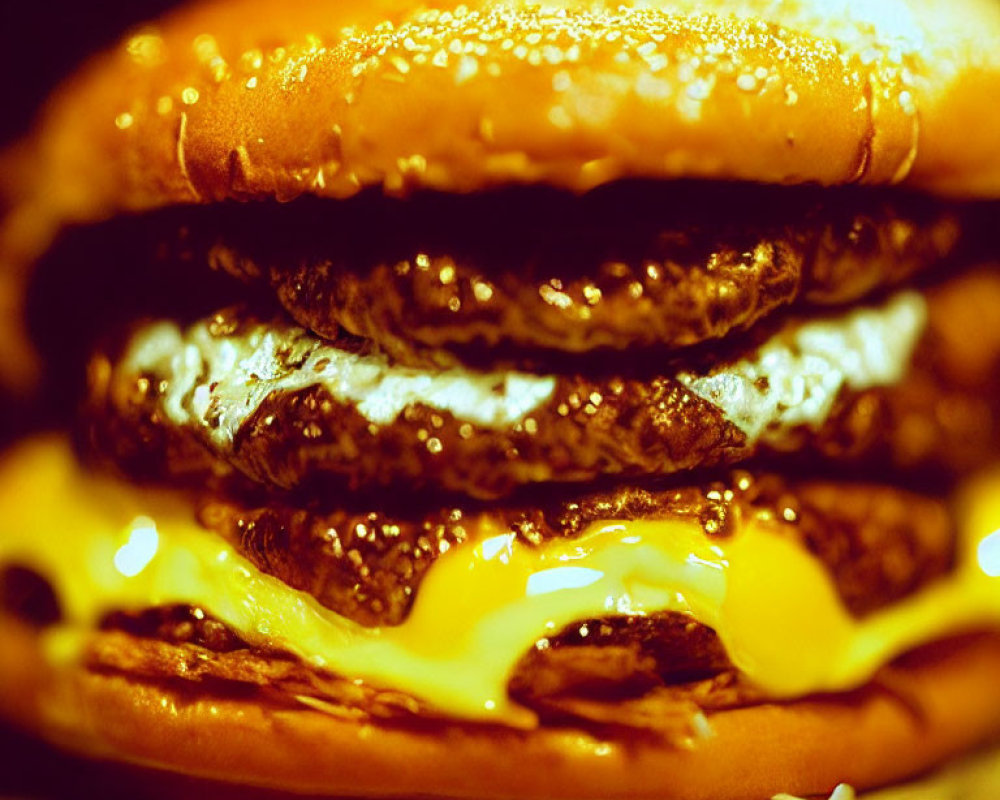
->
xmin=2 ymin=0 xmax=1000 ymax=797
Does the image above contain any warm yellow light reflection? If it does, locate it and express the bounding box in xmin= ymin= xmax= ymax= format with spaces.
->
xmin=125 ymin=33 xmax=166 ymax=67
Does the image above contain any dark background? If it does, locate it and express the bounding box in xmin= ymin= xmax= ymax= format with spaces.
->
xmin=1 ymin=5 xmax=185 ymax=795
xmin=0 ymin=0 xmax=181 ymax=147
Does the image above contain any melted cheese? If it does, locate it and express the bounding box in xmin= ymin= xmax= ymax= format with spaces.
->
xmin=1 ymin=436 xmax=998 ymax=726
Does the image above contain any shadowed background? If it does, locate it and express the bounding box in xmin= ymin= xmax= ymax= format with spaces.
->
xmin=0 ymin=0 xmax=181 ymax=146
xmin=1 ymin=2 xmax=181 ymax=794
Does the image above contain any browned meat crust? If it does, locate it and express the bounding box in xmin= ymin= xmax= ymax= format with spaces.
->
xmin=509 ymin=614 xmax=736 ymax=699
xmin=85 ymin=269 xmax=1000 ymax=499
xmin=194 ymin=475 xmax=953 ymax=627
xmin=80 ymin=605 xmax=952 ymax=740
xmin=86 ymin=608 xmax=755 ymax=740
xmin=210 ymin=183 xmax=963 ymax=367
xmin=86 ymin=624 xmax=429 ymax=722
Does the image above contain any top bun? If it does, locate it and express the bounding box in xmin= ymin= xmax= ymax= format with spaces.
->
xmin=15 ymin=0 xmax=1000 ymax=212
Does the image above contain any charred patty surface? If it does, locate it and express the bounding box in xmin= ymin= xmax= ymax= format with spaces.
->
xmin=210 ymin=183 xmax=965 ymax=367
xmin=85 ymin=270 xmax=1000 ymax=498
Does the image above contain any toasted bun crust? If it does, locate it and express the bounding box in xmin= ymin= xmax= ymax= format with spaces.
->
xmin=15 ymin=0 xmax=1000 ymax=213
xmin=2 ymin=616 xmax=999 ymax=800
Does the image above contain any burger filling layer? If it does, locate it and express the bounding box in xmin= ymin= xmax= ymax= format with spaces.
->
xmin=2 ymin=436 xmax=999 ymax=727
xmin=204 ymin=182 xmax=967 ymax=362
xmin=87 ymin=267 xmax=1000 ymax=498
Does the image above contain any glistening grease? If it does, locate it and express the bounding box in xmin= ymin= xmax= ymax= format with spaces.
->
xmin=119 ymin=289 xmax=926 ymax=452
xmin=1 ymin=437 xmax=999 ymax=725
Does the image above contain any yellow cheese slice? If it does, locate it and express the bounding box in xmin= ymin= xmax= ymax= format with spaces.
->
xmin=0 ymin=436 xmax=998 ymax=726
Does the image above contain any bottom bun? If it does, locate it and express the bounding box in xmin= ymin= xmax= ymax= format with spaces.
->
xmin=2 ymin=617 xmax=1000 ymax=800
